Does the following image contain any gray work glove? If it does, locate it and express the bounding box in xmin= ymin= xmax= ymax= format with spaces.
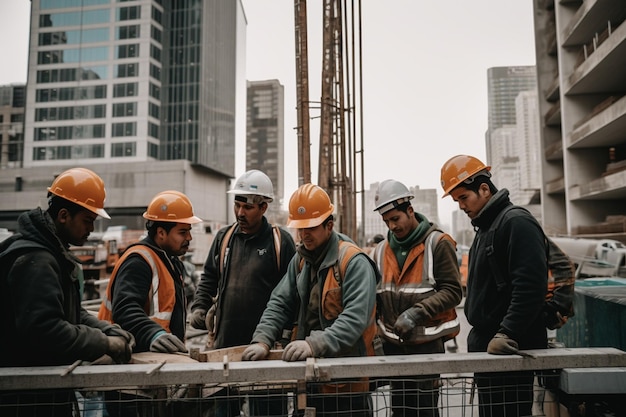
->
xmin=487 ymin=333 xmax=520 ymax=355
xmin=282 ymin=340 xmax=313 ymax=362
xmin=106 ymin=336 xmax=132 ymax=364
xmin=393 ymin=307 xmax=425 ymax=340
xmin=242 ymin=343 xmax=270 ymax=361
xmin=104 ymin=324 xmax=136 ymax=349
xmin=150 ymin=333 xmax=188 ymax=353
xmin=188 ymin=309 xmax=208 ymax=330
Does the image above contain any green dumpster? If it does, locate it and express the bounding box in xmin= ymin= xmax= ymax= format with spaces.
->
xmin=556 ymin=277 xmax=626 ymax=350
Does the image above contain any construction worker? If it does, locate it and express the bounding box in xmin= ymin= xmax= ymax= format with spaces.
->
xmin=372 ymin=179 xmax=463 ymax=417
xmin=189 ymin=169 xmax=296 ymax=416
xmin=99 ymin=190 xmax=202 ymax=353
xmin=440 ymin=155 xmax=548 ymax=417
xmin=242 ymin=183 xmax=380 ymax=417
xmin=0 ymin=168 xmax=134 ymax=415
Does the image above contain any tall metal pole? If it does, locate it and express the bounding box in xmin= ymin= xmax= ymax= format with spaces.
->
xmin=294 ymin=0 xmax=311 ymax=186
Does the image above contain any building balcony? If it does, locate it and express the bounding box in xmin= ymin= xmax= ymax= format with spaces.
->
xmin=567 ymin=94 xmax=626 ymax=148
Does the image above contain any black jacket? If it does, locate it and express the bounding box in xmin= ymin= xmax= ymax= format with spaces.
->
xmin=0 ymin=208 xmax=111 ymax=367
xmin=109 ymin=238 xmax=187 ymax=352
xmin=465 ymin=190 xmax=548 ymax=351
xmin=192 ymin=217 xmax=296 ymax=348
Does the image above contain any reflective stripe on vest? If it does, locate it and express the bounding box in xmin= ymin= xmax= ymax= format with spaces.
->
xmin=98 ymin=245 xmax=175 ymax=332
xmin=375 ymin=231 xmax=459 ymax=344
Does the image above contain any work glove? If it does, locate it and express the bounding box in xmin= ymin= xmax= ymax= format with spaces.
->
xmin=487 ymin=332 xmax=520 ymax=355
xmin=150 ymin=333 xmax=188 ymax=354
xmin=282 ymin=340 xmax=313 ymax=362
xmin=393 ymin=307 xmax=426 ymax=341
xmin=188 ymin=308 xmax=208 ymax=330
xmin=242 ymin=343 xmax=270 ymax=361
xmin=104 ymin=324 xmax=136 ymax=350
xmin=544 ymin=304 xmax=568 ymax=330
xmin=106 ymin=336 xmax=132 ymax=364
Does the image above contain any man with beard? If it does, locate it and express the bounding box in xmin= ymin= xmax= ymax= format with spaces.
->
xmin=189 ymin=170 xmax=296 ymax=416
xmin=99 ymin=190 xmax=202 ymax=353
xmin=0 ymin=167 xmax=134 ymax=416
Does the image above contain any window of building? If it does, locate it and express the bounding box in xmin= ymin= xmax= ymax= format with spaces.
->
xmin=149 ymin=102 xmax=160 ymax=119
xmin=149 ymin=83 xmax=160 ymax=100
xmin=150 ymin=44 xmax=161 ymax=61
xmin=33 ymin=144 xmax=104 ymax=161
xmin=116 ymin=44 xmax=139 ymax=59
xmin=151 ymin=25 xmax=162 ymax=44
xmin=111 ymin=141 xmax=136 ymax=157
xmin=117 ymin=6 xmax=140 ymax=21
xmin=150 ymin=63 xmax=161 ymax=81
xmin=117 ymin=25 xmax=140 ymax=40
xmin=151 ymin=6 xmax=162 ymax=24
xmin=112 ymin=102 xmax=137 ymax=117
xmin=116 ymin=63 xmax=138 ymax=78
xmin=112 ymin=122 xmax=137 ymax=137
xmin=148 ymin=142 xmax=158 ymax=159
xmin=148 ymin=122 xmax=159 ymax=139
xmin=113 ymin=82 xmax=138 ymax=97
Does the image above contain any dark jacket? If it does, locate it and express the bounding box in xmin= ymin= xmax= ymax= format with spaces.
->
xmin=192 ymin=217 xmax=296 ymax=348
xmin=108 ymin=238 xmax=187 ymax=352
xmin=465 ymin=190 xmax=548 ymax=351
xmin=0 ymin=208 xmax=111 ymax=367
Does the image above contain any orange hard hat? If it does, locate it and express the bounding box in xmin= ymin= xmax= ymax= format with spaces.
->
xmin=440 ymin=155 xmax=491 ymax=197
xmin=287 ymin=184 xmax=334 ymax=228
xmin=47 ymin=167 xmax=110 ymax=219
xmin=143 ymin=190 xmax=202 ymax=224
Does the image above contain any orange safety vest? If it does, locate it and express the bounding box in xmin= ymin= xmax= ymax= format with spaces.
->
xmin=374 ymin=231 xmax=460 ymax=345
xmin=300 ymin=240 xmax=378 ymax=393
xmin=98 ymin=245 xmax=177 ymax=333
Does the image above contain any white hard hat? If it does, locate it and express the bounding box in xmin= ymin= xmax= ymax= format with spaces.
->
xmin=373 ymin=180 xmax=414 ymax=214
xmin=228 ymin=170 xmax=274 ymax=204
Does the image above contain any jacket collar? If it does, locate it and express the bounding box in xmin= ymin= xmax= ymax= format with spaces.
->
xmin=471 ymin=189 xmax=512 ymax=230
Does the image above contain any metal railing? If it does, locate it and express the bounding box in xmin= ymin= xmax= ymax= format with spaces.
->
xmin=1 ymin=347 xmax=625 ymax=416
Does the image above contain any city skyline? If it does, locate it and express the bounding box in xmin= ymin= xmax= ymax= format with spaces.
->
xmin=0 ymin=1 xmax=537 ymax=227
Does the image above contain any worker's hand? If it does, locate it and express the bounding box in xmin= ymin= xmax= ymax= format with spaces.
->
xmin=104 ymin=325 xmax=136 ymax=350
xmin=106 ymin=336 xmax=132 ymax=364
xmin=544 ymin=305 xmax=569 ymax=330
xmin=487 ymin=333 xmax=519 ymax=355
xmin=393 ymin=308 xmax=425 ymax=340
xmin=188 ymin=309 xmax=208 ymax=330
xmin=150 ymin=333 xmax=188 ymax=354
xmin=242 ymin=343 xmax=270 ymax=361
xmin=282 ymin=340 xmax=313 ymax=362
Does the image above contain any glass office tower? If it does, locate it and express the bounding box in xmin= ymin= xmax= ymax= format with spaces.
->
xmin=24 ymin=0 xmax=239 ymax=177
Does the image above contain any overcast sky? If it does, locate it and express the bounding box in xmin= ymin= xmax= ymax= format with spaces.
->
xmin=0 ymin=0 xmax=536 ymax=226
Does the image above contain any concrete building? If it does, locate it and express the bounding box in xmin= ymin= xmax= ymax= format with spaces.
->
xmin=0 ymin=0 xmax=246 ymax=242
xmin=0 ymin=85 xmax=26 ymax=170
xmin=246 ymin=79 xmax=285 ymax=223
xmin=532 ymin=0 xmax=626 ymax=239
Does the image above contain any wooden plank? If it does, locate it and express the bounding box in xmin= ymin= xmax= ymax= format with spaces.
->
xmin=131 ymin=352 xmax=199 ymax=364
xmin=198 ymin=345 xmax=284 ymax=362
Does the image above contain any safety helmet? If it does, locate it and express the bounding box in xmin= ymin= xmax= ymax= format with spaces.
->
xmin=287 ymin=184 xmax=334 ymax=228
xmin=142 ymin=190 xmax=202 ymax=224
xmin=227 ymin=169 xmax=274 ymax=204
xmin=373 ymin=180 xmax=414 ymax=214
xmin=440 ymin=155 xmax=491 ymax=197
xmin=47 ymin=167 xmax=110 ymax=219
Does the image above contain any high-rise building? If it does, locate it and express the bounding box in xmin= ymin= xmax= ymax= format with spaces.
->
xmin=0 ymin=84 xmax=26 ymax=170
xmin=486 ymin=66 xmax=537 ymax=166
xmin=0 ymin=0 xmax=245 ymax=233
xmin=533 ymin=1 xmax=626 ymax=239
xmin=246 ymin=80 xmax=285 ymax=220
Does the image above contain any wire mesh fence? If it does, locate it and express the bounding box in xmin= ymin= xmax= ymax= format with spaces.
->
xmin=1 ymin=348 xmax=624 ymax=417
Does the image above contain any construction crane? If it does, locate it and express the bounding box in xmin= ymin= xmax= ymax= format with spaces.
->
xmin=294 ymin=0 xmax=365 ymax=244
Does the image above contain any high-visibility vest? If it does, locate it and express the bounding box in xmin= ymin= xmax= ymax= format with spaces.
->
xmin=98 ymin=245 xmax=177 ymax=333
xmin=374 ymin=231 xmax=460 ymax=344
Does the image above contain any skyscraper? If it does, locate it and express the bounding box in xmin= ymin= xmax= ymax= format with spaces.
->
xmin=246 ymin=79 xmax=285 ymax=218
xmin=24 ymin=0 xmax=240 ymax=176
xmin=0 ymin=84 xmax=25 ymax=170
